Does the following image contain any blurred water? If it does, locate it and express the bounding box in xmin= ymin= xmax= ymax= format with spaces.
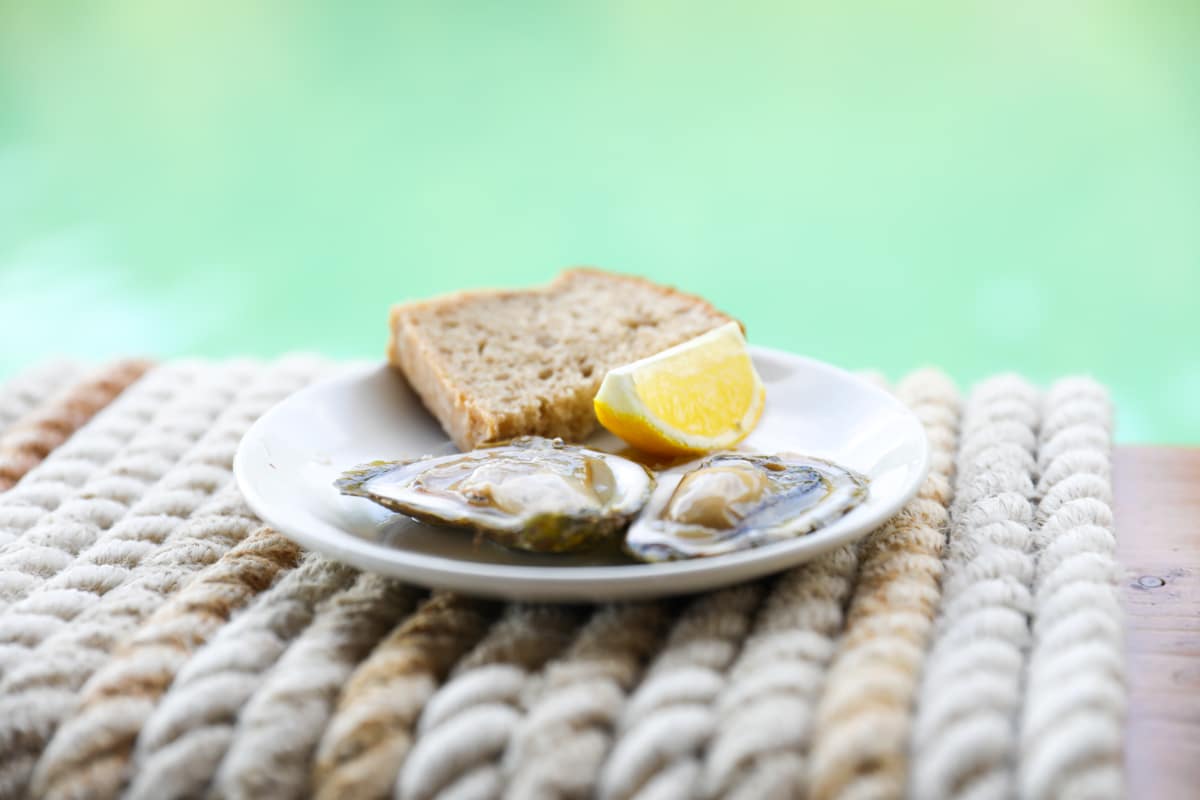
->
xmin=0 ymin=2 xmax=1196 ymax=442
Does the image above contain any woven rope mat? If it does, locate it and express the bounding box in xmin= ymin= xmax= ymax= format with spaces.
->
xmin=0 ymin=357 xmax=1124 ymax=800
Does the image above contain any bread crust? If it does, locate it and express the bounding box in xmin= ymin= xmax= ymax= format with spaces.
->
xmin=387 ymin=267 xmax=736 ymax=451
xmin=389 ymin=308 xmax=488 ymax=449
xmin=553 ymin=267 xmax=743 ymax=334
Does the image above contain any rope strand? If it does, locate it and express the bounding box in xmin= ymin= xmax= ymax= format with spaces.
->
xmin=807 ymin=369 xmax=962 ymax=800
xmin=312 ymin=593 xmax=500 ymax=800
xmin=1018 ymin=378 xmax=1122 ymax=800
xmin=501 ymin=603 xmax=672 ymax=799
xmin=0 ymin=359 xmax=152 ymax=492
xmin=700 ymin=545 xmax=860 ymax=799
xmin=206 ymin=573 xmax=421 ymax=800
xmin=596 ymin=586 xmax=765 ymax=800
xmin=0 ymin=360 xmax=266 ymax=668
xmin=0 ymin=361 xmax=249 ymax=614
xmin=124 ymin=552 xmax=358 ymax=800
xmin=909 ymin=375 xmax=1041 ymax=799
xmin=397 ymin=603 xmax=588 ymax=800
xmin=0 ymin=363 xmax=190 ymax=547
xmin=0 ymin=360 xmax=81 ymax=442
xmin=0 ymin=357 xmax=325 ymax=798
xmin=0 ymin=487 xmax=259 ymax=799
xmin=30 ymin=526 xmax=302 ymax=800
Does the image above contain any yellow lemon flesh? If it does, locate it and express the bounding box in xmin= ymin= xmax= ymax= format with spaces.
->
xmin=593 ymin=321 xmax=766 ymax=457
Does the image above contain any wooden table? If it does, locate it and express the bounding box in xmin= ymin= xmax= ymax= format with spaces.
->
xmin=1116 ymin=446 xmax=1200 ymax=798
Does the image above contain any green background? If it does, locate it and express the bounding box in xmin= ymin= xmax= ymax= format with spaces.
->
xmin=1 ymin=2 xmax=1196 ymax=443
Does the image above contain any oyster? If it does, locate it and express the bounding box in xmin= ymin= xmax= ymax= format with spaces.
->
xmin=335 ymin=436 xmax=654 ymax=553
xmin=625 ymin=453 xmax=869 ymax=561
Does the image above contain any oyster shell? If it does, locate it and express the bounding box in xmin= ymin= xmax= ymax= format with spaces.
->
xmin=335 ymin=436 xmax=654 ymax=553
xmin=625 ymin=453 xmax=868 ymax=561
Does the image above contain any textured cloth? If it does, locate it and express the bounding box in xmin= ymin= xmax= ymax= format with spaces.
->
xmin=0 ymin=359 xmax=1125 ymax=800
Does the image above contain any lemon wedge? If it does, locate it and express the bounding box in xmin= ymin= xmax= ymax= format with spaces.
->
xmin=593 ymin=321 xmax=766 ymax=456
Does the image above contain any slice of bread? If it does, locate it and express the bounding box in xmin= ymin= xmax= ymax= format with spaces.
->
xmin=388 ymin=268 xmax=737 ymax=451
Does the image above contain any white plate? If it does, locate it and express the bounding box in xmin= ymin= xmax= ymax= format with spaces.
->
xmin=234 ymin=349 xmax=928 ymax=601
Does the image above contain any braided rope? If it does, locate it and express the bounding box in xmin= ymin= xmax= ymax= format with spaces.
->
xmin=0 ymin=357 xmax=1128 ymax=799
xmin=0 ymin=359 xmax=283 ymax=666
xmin=0 ymin=361 xmax=250 ymax=614
xmin=0 ymin=360 xmax=81 ymax=441
xmin=807 ymin=368 xmax=962 ymax=800
xmin=29 ymin=526 xmax=302 ymax=800
xmin=700 ymin=545 xmax=860 ymax=800
xmin=0 ymin=487 xmax=260 ymax=799
xmin=0 ymin=358 xmax=324 ymax=798
xmin=1019 ymin=378 xmax=1122 ymax=800
xmin=205 ymin=573 xmax=421 ymax=800
xmin=501 ymin=602 xmax=672 ymax=799
xmin=0 ymin=359 xmax=152 ymax=492
xmin=123 ymin=552 xmax=358 ymax=800
xmin=312 ymin=593 xmax=500 ymax=800
xmin=595 ymin=586 xmax=765 ymax=800
xmin=397 ymin=603 xmax=587 ymax=800
xmin=909 ymin=375 xmax=1041 ymax=798
xmin=0 ymin=363 xmax=190 ymax=547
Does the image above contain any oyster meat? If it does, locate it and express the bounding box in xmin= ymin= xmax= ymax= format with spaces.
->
xmin=625 ymin=453 xmax=869 ymax=561
xmin=335 ymin=436 xmax=654 ymax=553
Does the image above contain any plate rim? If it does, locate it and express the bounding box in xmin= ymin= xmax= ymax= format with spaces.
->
xmin=234 ymin=348 xmax=930 ymax=600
